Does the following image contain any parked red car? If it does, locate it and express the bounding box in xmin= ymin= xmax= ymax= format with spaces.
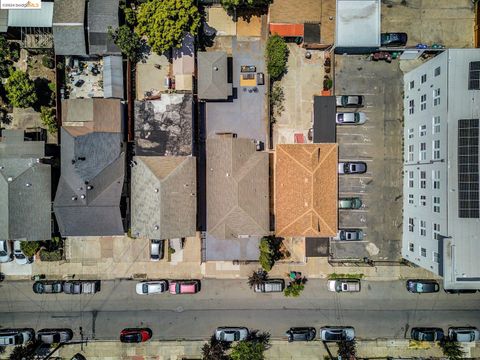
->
xmin=119 ymin=328 xmax=152 ymax=343
xmin=169 ymin=280 xmax=200 ymax=294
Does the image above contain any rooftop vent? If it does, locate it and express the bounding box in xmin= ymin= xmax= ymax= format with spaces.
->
xmin=80 ymin=195 xmax=86 ymax=199
xmin=154 ymin=225 xmax=159 ymax=230
xmin=7 ymin=177 xmax=13 ymax=182
xmin=154 ymin=188 xmax=159 ymax=193
xmin=25 ymin=183 xmax=31 ymax=187
xmin=87 ymin=185 xmax=93 ymax=190
xmin=72 ymin=196 xmax=77 ymax=201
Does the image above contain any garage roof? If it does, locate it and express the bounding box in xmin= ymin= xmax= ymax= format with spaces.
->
xmin=336 ymin=0 xmax=380 ymax=48
xmin=275 ymin=144 xmax=338 ymax=237
xmin=269 ymin=23 xmax=304 ymax=37
xmin=313 ymin=96 xmax=336 ymax=143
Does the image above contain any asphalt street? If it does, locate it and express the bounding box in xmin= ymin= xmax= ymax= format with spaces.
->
xmin=1 ymin=279 xmax=479 ymax=341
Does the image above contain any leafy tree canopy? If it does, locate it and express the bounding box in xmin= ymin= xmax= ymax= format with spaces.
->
xmin=5 ymin=70 xmax=37 ymax=108
xmin=221 ymin=0 xmax=271 ymax=11
xmin=40 ymin=106 xmax=57 ymax=134
xmin=230 ymin=340 xmax=266 ymax=360
xmin=265 ymin=35 xmax=289 ymax=80
xmin=109 ymin=25 xmax=143 ymax=63
xmin=136 ymin=0 xmax=200 ymax=55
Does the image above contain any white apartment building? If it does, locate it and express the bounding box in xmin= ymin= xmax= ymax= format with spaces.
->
xmin=402 ymin=49 xmax=480 ymax=290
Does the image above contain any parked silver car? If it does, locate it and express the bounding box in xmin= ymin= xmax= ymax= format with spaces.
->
xmin=13 ymin=240 xmax=32 ymax=265
xmin=336 ymin=112 xmax=366 ymax=125
xmin=320 ymin=326 xmax=355 ymax=341
xmin=336 ymin=95 xmax=364 ymax=108
xmin=0 ymin=240 xmax=12 ymax=263
xmin=336 ymin=229 xmax=364 ymax=241
xmin=215 ymin=327 xmax=249 ymax=342
xmin=327 ymin=279 xmax=361 ymax=292
xmin=254 ymin=279 xmax=285 ymax=293
xmin=150 ymin=240 xmax=164 ymax=261
xmin=0 ymin=329 xmax=34 ymax=346
xmin=338 ymin=197 xmax=362 ymax=209
xmin=448 ymin=327 xmax=480 ymax=342
xmin=37 ymin=328 xmax=73 ymax=344
xmin=338 ymin=162 xmax=367 ymax=174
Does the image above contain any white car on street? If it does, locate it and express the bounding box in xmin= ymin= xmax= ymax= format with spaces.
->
xmin=135 ymin=281 xmax=168 ymax=295
xmin=0 ymin=240 xmax=12 ymax=263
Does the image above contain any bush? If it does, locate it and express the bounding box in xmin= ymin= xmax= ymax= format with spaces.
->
xmin=258 ymin=238 xmax=273 ymax=272
xmin=40 ymin=106 xmax=57 ymax=134
xmin=20 ymin=241 xmax=40 ymax=257
xmin=440 ymin=338 xmax=465 ymax=360
xmin=270 ymin=83 xmax=285 ymax=124
xmin=41 ymin=55 xmax=55 ymax=69
xmin=338 ymin=339 xmax=357 ymax=359
xmin=5 ymin=70 xmax=37 ymax=108
xmin=284 ymin=282 xmax=304 ymax=297
xmin=265 ymin=35 xmax=289 ymax=80
xmin=39 ymin=249 xmax=63 ymax=262
xmin=328 ymin=273 xmax=364 ymax=280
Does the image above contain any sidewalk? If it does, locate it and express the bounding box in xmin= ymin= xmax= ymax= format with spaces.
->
xmin=0 ymin=234 xmax=436 ymax=281
xmin=17 ymin=339 xmax=474 ymax=360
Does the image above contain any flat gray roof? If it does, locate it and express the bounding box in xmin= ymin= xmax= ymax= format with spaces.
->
xmin=336 ymin=0 xmax=380 ymax=47
xmin=8 ymin=2 xmax=53 ymax=27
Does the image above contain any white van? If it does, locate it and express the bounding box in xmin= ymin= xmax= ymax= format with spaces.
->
xmin=254 ymin=279 xmax=285 ymax=293
xmin=0 ymin=329 xmax=34 ymax=346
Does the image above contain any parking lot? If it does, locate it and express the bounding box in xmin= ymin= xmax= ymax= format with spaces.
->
xmin=332 ymin=55 xmax=404 ymax=261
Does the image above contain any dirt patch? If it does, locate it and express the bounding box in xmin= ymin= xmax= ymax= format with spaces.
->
xmin=27 ymin=54 xmax=55 ymax=82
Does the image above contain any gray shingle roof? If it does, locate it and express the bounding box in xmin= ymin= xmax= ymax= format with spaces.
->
xmin=87 ymin=0 xmax=121 ymax=55
xmin=53 ymin=128 xmax=125 ymax=236
xmin=103 ymin=55 xmax=124 ymax=99
xmin=53 ymin=0 xmax=86 ymax=56
xmin=206 ymin=136 xmax=269 ymax=243
xmin=131 ymin=156 xmax=196 ymax=240
xmin=135 ymin=94 xmax=193 ymax=156
xmin=198 ymin=51 xmax=232 ymax=100
xmin=0 ymin=130 xmax=51 ymax=241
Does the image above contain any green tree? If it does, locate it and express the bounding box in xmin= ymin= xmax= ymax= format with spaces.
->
xmin=109 ymin=25 xmax=143 ymax=63
xmin=284 ymin=281 xmax=304 ymax=297
xmin=265 ymin=35 xmax=289 ymax=80
xmin=201 ymin=335 xmax=229 ymax=360
xmin=221 ymin=0 xmax=271 ymax=11
xmin=40 ymin=106 xmax=57 ymax=134
xmin=247 ymin=269 xmax=268 ymax=289
xmin=20 ymin=241 xmax=40 ymax=257
xmin=440 ymin=338 xmax=465 ymax=360
xmin=230 ymin=340 xmax=266 ymax=360
xmin=338 ymin=339 xmax=357 ymax=359
xmin=136 ymin=0 xmax=201 ymax=55
xmin=5 ymin=70 xmax=37 ymax=108
xmin=9 ymin=341 xmax=39 ymax=360
xmin=258 ymin=237 xmax=273 ymax=272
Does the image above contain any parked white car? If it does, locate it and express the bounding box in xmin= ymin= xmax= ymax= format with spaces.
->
xmin=0 ymin=240 xmax=12 ymax=263
xmin=13 ymin=241 xmax=32 ymax=265
xmin=327 ymin=279 xmax=361 ymax=292
xmin=136 ymin=281 xmax=168 ymax=295
xmin=448 ymin=327 xmax=480 ymax=342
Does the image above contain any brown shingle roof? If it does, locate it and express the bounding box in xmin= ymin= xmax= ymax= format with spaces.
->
xmin=275 ymin=144 xmax=338 ymax=237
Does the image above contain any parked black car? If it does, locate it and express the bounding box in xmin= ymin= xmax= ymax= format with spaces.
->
xmin=33 ymin=281 xmax=64 ymax=294
xmin=406 ymin=279 xmax=439 ymax=293
xmin=285 ymin=327 xmax=316 ymax=342
xmin=381 ymin=32 xmax=408 ymax=47
xmin=411 ymin=327 xmax=444 ymax=341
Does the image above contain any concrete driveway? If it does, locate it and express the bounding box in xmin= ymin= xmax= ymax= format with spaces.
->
xmin=333 ymin=55 xmax=404 ymax=261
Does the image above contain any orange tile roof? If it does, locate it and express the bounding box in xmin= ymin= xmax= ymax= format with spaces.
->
xmin=269 ymin=23 xmax=304 ymax=37
xmin=275 ymin=144 xmax=338 ymax=237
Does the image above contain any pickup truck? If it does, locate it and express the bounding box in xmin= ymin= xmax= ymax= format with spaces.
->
xmin=327 ymin=279 xmax=360 ymax=292
xmin=64 ymin=280 xmax=101 ymax=294
xmin=254 ymin=279 xmax=285 ymax=293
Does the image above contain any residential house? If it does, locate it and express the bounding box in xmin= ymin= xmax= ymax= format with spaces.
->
xmin=275 ymin=144 xmax=338 ymax=238
xmin=52 ymin=0 xmax=87 ymax=56
xmin=0 ymin=130 xmax=51 ymax=241
xmin=54 ymin=98 xmax=125 ymax=236
xmin=205 ymin=135 xmax=269 ymax=260
xmin=131 ymin=156 xmax=196 ymax=240
xmin=198 ymin=51 xmax=232 ymax=100
xmin=87 ymin=0 xmax=121 ymax=56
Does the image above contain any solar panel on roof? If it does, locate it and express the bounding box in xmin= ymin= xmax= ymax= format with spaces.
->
xmin=458 ymin=119 xmax=480 ymax=218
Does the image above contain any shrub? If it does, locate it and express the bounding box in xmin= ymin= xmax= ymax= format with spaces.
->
xmin=284 ymin=282 xmax=304 ymax=297
xmin=39 ymin=249 xmax=63 ymax=262
xmin=40 ymin=106 xmax=57 ymax=134
xmin=41 ymin=55 xmax=55 ymax=69
xmin=270 ymin=83 xmax=284 ymax=124
xmin=265 ymin=35 xmax=289 ymax=80
xmin=5 ymin=70 xmax=37 ymax=108
xmin=440 ymin=338 xmax=464 ymax=360
xmin=258 ymin=238 xmax=273 ymax=271
xmin=20 ymin=241 xmax=40 ymax=257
